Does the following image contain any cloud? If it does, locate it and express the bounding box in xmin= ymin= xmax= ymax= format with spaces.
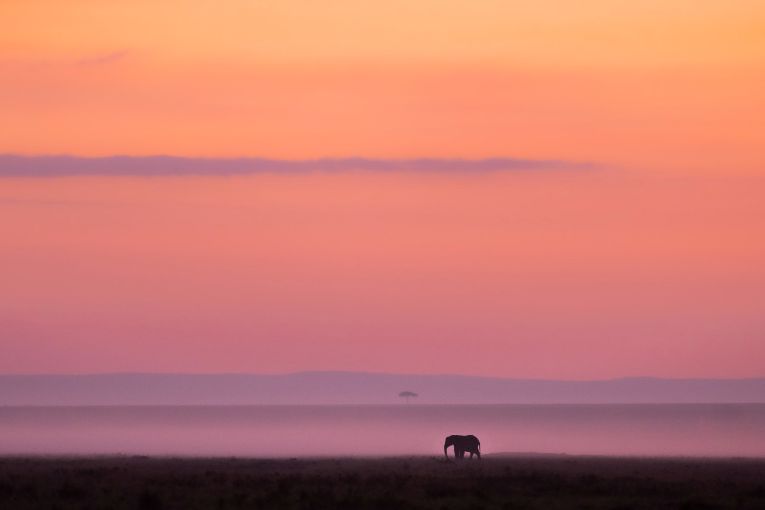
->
xmin=75 ymin=51 xmax=129 ymax=67
xmin=0 ymin=155 xmax=593 ymax=177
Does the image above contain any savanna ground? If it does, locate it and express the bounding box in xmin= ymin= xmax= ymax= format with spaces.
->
xmin=0 ymin=455 xmax=763 ymax=510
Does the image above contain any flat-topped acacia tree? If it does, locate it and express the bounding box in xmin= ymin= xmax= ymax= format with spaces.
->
xmin=398 ymin=391 xmax=418 ymax=404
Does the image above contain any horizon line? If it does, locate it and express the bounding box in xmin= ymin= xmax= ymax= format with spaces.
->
xmin=1 ymin=371 xmax=762 ymax=382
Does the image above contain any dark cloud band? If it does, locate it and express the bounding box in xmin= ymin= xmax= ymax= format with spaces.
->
xmin=0 ymin=155 xmax=592 ymax=177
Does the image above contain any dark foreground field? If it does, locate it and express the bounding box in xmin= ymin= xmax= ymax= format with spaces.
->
xmin=1 ymin=455 xmax=763 ymax=510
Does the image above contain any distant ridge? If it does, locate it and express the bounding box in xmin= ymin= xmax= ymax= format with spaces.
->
xmin=0 ymin=372 xmax=763 ymax=405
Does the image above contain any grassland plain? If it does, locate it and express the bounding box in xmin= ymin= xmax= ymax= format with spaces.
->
xmin=0 ymin=455 xmax=763 ymax=510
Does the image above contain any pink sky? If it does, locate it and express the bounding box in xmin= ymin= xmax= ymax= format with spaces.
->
xmin=1 ymin=1 xmax=764 ymax=377
xmin=2 ymin=170 xmax=763 ymax=378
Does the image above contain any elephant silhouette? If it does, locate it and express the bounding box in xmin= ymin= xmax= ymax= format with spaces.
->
xmin=444 ymin=434 xmax=481 ymax=460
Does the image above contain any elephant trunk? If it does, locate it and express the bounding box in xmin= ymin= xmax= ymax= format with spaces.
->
xmin=444 ymin=444 xmax=449 ymax=459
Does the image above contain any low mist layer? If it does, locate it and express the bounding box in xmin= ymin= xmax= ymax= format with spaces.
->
xmin=2 ymin=404 xmax=764 ymax=457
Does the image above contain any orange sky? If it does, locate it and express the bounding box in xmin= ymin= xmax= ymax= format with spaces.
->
xmin=1 ymin=0 xmax=764 ymax=170
xmin=1 ymin=1 xmax=764 ymax=377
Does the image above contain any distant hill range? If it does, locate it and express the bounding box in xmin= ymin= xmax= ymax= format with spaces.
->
xmin=0 ymin=372 xmax=763 ymax=405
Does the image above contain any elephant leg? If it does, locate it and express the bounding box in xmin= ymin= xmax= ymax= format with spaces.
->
xmin=469 ymin=451 xmax=474 ymax=459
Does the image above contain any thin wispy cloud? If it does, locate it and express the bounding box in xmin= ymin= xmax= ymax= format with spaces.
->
xmin=75 ymin=51 xmax=129 ymax=67
xmin=0 ymin=155 xmax=593 ymax=177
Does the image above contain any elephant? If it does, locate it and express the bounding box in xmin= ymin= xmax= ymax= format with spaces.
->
xmin=444 ymin=434 xmax=481 ymax=460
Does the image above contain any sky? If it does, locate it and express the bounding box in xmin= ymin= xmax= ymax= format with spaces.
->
xmin=1 ymin=0 xmax=764 ymax=378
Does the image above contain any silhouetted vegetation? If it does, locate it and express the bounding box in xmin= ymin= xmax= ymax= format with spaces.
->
xmin=0 ymin=455 xmax=763 ymax=509
xmin=398 ymin=390 xmax=418 ymax=403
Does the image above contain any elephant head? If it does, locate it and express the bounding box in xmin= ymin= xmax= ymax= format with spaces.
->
xmin=443 ymin=435 xmax=456 ymax=459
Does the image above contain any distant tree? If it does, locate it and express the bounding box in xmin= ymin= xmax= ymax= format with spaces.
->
xmin=398 ymin=391 xmax=418 ymax=404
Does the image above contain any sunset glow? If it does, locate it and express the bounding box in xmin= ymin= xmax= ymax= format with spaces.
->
xmin=1 ymin=0 xmax=764 ymax=378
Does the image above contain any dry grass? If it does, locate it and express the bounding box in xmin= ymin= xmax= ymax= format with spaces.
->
xmin=1 ymin=455 xmax=763 ymax=509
